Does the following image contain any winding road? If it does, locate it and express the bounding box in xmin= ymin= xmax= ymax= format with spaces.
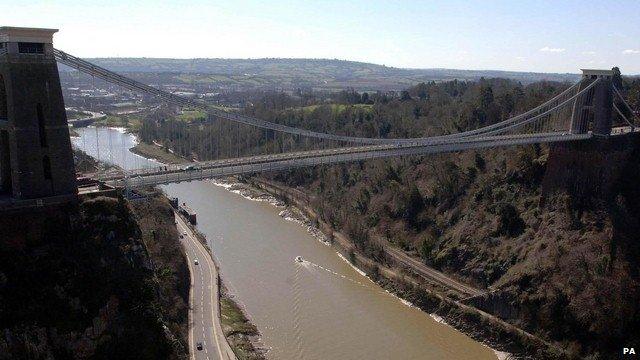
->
xmin=177 ymin=212 xmax=236 ymax=360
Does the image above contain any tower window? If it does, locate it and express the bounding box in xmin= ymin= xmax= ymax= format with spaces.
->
xmin=37 ymin=103 xmax=47 ymax=147
xmin=18 ymin=42 xmax=44 ymax=54
xmin=43 ymin=155 xmax=52 ymax=180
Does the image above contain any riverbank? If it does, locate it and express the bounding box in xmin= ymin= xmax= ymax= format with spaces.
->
xmin=173 ymin=174 xmax=529 ymax=358
xmin=237 ymin=177 xmax=564 ymax=360
xmin=173 ymin=203 xmax=267 ymax=359
xmin=220 ymin=287 xmax=267 ymax=360
xmin=130 ymin=141 xmax=188 ymax=165
xmin=75 ymin=130 xmax=264 ymax=359
xmin=74 ymin=127 xmax=514 ymax=359
xmin=129 ymin=139 xmax=266 ymax=359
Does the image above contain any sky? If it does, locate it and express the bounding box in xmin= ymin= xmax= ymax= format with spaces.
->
xmin=2 ymin=0 xmax=640 ymax=74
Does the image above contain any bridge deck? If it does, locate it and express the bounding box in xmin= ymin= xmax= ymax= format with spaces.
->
xmin=106 ymin=131 xmax=596 ymax=188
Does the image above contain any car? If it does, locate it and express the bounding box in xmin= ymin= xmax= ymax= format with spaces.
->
xmin=194 ymin=259 xmax=199 ymax=265
xmin=196 ymin=342 xmax=203 ymax=351
xmin=183 ymin=232 xmax=187 ymax=236
xmin=179 ymin=234 xmax=184 ymax=239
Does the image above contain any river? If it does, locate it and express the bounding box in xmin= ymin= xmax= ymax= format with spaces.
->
xmin=72 ymin=127 xmax=500 ymax=360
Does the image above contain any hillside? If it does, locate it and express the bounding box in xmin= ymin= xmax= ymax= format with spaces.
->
xmin=0 ymin=195 xmax=189 ymax=359
xmin=58 ymin=57 xmax=581 ymax=90
xmin=256 ymin=80 xmax=640 ymax=358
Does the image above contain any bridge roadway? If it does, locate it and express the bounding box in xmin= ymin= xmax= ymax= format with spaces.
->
xmin=102 ymin=131 xmax=597 ymax=188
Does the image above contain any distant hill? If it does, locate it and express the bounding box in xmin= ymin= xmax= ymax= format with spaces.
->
xmin=60 ymin=57 xmax=581 ymax=91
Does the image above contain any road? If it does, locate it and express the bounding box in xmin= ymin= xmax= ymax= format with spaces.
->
xmin=384 ymin=246 xmax=483 ymax=298
xmin=329 ymin=226 xmax=482 ymax=299
xmin=176 ymin=213 xmax=236 ymax=360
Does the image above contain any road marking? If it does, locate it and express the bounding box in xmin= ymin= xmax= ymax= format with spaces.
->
xmin=184 ymin=229 xmax=196 ymax=360
xmin=178 ymin=214 xmax=228 ymax=360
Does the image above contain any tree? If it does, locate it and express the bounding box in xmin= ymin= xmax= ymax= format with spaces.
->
xmin=402 ymin=186 xmax=424 ymax=223
xmin=497 ymin=92 xmax=515 ymax=118
xmin=415 ymin=83 xmax=429 ymax=100
xmin=479 ymin=85 xmax=494 ymax=110
xmin=495 ymin=202 xmax=525 ymax=237
xmin=612 ymin=67 xmax=623 ymax=90
xmin=419 ymin=234 xmax=436 ymax=263
xmin=361 ymin=92 xmax=370 ymax=104
xmin=474 ymin=153 xmax=486 ymax=172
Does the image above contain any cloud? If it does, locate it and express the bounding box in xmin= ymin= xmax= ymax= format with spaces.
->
xmin=582 ymin=51 xmax=596 ymax=55
xmin=539 ymin=46 xmax=565 ymax=53
xmin=515 ymin=56 xmax=526 ymax=61
xmin=623 ymin=49 xmax=640 ymax=54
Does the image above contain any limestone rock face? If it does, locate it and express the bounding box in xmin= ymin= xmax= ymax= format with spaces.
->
xmin=542 ymin=135 xmax=639 ymax=205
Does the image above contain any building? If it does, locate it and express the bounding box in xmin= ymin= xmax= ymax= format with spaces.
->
xmin=0 ymin=27 xmax=77 ymax=208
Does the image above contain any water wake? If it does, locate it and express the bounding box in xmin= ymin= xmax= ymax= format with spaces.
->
xmin=291 ymin=264 xmax=308 ymax=360
xmin=297 ymin=259 xmax=378 ymax=291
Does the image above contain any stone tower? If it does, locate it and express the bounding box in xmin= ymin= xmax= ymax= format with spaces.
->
xmin=570 ymin=69 xmax=614 ymax=136
xmin=0 ymin=27 xmax=76 ymax=203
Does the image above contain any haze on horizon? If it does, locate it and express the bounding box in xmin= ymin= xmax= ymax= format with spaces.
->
xmin=2 ymin=0 xmax=639 ymax=74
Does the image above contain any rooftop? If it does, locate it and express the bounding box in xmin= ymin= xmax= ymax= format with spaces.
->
xmin=581 ymin=69 xmax=614 ymax=76
xmin=0 ymin=26 xmax=58 ymax=44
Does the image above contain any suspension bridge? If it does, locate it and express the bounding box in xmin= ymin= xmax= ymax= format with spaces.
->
xmin=0 ymin=26 xmax=638 ymax=206
xmin=55 ymin=47 xmax=639 ymax=190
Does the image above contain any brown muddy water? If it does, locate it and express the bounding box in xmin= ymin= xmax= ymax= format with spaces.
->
xmin=73 ymin=127 xmax=501 ymax=360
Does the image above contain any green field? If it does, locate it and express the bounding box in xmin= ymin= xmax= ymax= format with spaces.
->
xmin=176 ymin=109 xmax=207 ymax=122
xmin=74 ymin=57 xmax=582 ymax=91
xmin=66 ymin=109 xmax=92 ymax=120
xmin=94 ymin=114 xmax=143 ymax=131
xmin=286 ymin=103 xmax=374 ymax=116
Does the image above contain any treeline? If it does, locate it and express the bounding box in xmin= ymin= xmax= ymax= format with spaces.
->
xmin=137 ymin=77 xmax=579 ymax=161
xmin=260 ymin=78 xmax=640 ymax=358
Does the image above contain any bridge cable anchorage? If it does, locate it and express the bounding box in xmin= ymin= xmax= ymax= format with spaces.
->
xmin=54 ymin=48 xmax=586 ymax=145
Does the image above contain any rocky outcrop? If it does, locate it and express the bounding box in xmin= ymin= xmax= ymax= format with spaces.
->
xmin=0 ymin=196 xmax=185 ymax=359
xmin=542 ymin=134 xmax=639 ymax=205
